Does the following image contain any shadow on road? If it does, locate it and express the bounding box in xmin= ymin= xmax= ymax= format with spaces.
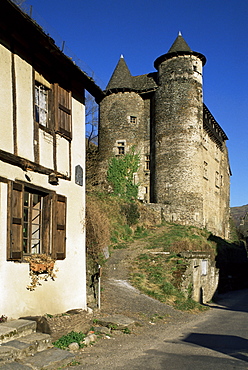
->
xmin=183 ymin=333 xmax=248 ymax=363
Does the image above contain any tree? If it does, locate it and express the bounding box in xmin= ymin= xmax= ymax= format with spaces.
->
xmin=85 ymin=91 xmax=98 ymax=145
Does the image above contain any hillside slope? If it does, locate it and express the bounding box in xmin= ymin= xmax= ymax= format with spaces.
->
xmin=230 ymin=204 xmax=248 ymax=226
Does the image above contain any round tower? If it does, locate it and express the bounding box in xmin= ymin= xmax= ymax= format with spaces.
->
xmin=98 ymin=56 xmax=146 ymax=190
xmin=153 ymin=33 xmax=206 ymax=225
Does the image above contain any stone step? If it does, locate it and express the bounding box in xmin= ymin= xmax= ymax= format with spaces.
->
xmin=0 ymin=319 xmax=36 ymax=344
xmin=0 ymin=332 xmax=52 ymax=364
xmin=20 ymin=347 xmax=75 ymax=369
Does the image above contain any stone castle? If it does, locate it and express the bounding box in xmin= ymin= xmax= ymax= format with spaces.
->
xmin=97 ymin=34 xmax=231 ymax=239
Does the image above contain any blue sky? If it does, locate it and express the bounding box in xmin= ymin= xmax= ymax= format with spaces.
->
xmin=22 ymin=0 xmax=248 ymax=207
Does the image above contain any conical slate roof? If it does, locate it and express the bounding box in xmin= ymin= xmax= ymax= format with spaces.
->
xmin=154 ymin=33 xmax=206 ymax=69
xmin=168 ymin=32 xmax=192 ymax=53
xmin=106 ymin=55 xmax=133 ymax=90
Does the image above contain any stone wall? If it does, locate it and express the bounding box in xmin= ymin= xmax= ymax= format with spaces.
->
xmin=179 ymin=251 xmax=219 ymax=304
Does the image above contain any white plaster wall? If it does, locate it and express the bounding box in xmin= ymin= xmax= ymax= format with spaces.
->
xmin=0 ymin=161 xmax=86 ymax=319
xmin=0 ymin=45 xmax=13 ymax=153
xmin=15 ymin=55 xmax=34 ymax=161
xmin=56 ymin=135 xmax=70 ymax=176
xmin=39 ymin=130 xmax=54 ymax=169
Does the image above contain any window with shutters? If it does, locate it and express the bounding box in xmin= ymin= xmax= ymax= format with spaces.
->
xmin=23 ymin=190 xmax=44 ymax=254
xmin=35 ymin=82 xmax=50 ymax=128
xmin=7 ymin=181 xmax=66 ymax=261
xmin=54 ymin=83 xmax=72 ymax=139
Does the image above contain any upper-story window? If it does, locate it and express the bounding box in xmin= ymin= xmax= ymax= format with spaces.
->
xmin=129 ymin=116 xmax=137 ymax=124
xmin=34 ymin=79 xmax=72 ymax=140
xmin=35 ymin=82 xmax=49 ymax=128
xmin=117 ymin=141 xmax=125 ymax=155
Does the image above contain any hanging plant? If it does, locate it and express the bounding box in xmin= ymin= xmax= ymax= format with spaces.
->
xmin=24 ymin=254 xmax=58 ymax=291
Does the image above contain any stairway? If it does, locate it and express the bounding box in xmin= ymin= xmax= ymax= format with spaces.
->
xmin=0 ymin=319 xmax=75 ymax=369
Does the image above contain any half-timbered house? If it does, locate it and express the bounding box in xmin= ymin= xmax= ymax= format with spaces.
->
xmin=0 ymin=0 xmax=103 ymax=318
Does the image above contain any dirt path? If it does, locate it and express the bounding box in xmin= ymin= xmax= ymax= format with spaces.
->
xmin=96 ymin=229 xmax=197 ymax=326
xmin=67 ymin=232 xmax=212 ymax=368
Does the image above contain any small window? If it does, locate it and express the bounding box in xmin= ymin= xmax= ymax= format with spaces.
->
xmin=145 ymin=155 xmax=150 ymax=171
xmin=35 ymin=82 xmax=49 ymax=127
xmin=220 ymin=175 xmax=223 ymax=187
xmin=129 ymin=116 xmax=137 ymax=124
xmin=117 ymin=142 xmax=125 ymax=155
xmin=203 ymin=161 xmax=208 ymax=179
xmin=215 ymin=171 xmax=220 ymax=188
xmin=201 ymin=260 xmax=207 ymax=276
xmin=202 ymin=134 xmax=208 ymax=149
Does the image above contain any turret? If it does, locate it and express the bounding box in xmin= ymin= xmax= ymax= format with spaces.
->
xmin=98 ymin=56 xmax=147 ymax=189
xmin=153 ymin=33 xmax=206 ymax=225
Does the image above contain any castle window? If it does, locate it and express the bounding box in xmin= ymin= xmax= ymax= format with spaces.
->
xmin=215 ymin=171 xmax=220 ymax=188
xmin=117 ymin=141 xmax=125 ymax=155
xmin=203 ymin=161 xmax=208 ymax=179
xmin=129 ymin=116 xmax=137 ymax=124
xmin=202 ymin=134 xmax=208 ymax=149
xmin=145 ymin=155 xmax=150 ymax=171
xmin=215 ymin=144 xmax=219 ymax=162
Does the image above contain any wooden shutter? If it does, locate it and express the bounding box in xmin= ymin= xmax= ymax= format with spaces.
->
xmin=54 ymin=83 xmax=72 ymax=139
xmin=52 ymin=194 xmax=66 ymax=260
xmin=7 ymin=181 xmax=23 ymax=261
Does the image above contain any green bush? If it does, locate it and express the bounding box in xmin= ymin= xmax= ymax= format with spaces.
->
xmin=53 ymin=331 xmax=86 ymax=349
xmin=107 ymin=148 xmax=140 ymax=200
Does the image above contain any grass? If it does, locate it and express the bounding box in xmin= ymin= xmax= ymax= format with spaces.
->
xmin=86 ymin=191 xmax=242 ymax=312
xmin=131 ymin=252 xmax=208 ymax=311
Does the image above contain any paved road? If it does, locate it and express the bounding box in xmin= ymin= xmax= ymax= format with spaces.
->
xmin=73 ymin=289 xmax=248 ymax=369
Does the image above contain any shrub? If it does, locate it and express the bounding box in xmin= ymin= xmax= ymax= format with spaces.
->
xmin=107 ymin=148 xmax=140 ymax=200
xmin=86 ymin=196 xmax=110 ymax=261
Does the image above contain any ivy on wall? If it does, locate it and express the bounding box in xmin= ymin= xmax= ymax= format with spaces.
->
xmin=107 ymin=148 xmax=140 ymax=200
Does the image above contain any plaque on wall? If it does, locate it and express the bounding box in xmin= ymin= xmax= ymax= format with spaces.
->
xmin=75 ymin=165 xmax=83 ymax=186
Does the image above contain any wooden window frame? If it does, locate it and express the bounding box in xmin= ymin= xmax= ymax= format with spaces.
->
xmin=34 ymin=81 xmax=53 ymax=132
xmin=7 ymin=181 xmax=66 ymax=261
